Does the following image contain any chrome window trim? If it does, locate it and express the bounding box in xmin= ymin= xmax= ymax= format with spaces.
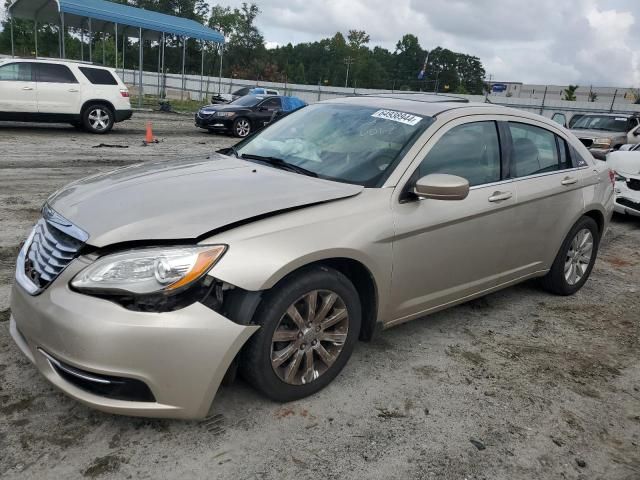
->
xmin=507 ymin=165 xmax=590 ymax=183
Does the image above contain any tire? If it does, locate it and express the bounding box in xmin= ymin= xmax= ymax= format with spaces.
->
xmin=82 ymin=103 xmax=114 ymax=134
xmin=541 ymin=216 xmax=600 ymax=295
xmin=241 ymin=266 xmax=361 ymax=402
xmin=232 ymin=117 xmax=251 ymax=138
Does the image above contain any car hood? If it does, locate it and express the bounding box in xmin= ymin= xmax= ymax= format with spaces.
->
xmin=607 ymin=151 xmax=640 ymax=178
xmin=570 ymin=129 xmax=626 ymax=139
xmin=47 ymin=154 xmax=363 ymax=247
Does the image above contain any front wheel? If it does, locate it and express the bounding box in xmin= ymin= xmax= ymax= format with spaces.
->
xmin=82 ymin=104 xmax=114 ymax=134
xmin=232 ymin=117 xmax=251 ymax=137
xmin=541 ymin=216 xmax=600 ymax=295
xmin=241 ymin=266 xmax=361 ymax=402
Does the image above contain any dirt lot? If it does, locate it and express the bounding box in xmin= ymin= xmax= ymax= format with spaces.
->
xmin=0 ymin=112 xmax=638 ymax=480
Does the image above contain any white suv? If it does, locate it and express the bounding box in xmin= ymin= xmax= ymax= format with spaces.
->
xmin=0 ymin=58 xmax=132 ymax=133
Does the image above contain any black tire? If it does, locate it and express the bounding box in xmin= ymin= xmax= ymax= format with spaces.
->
xmin=232 ymin=117 xmax=251 ymax=138
xmin=241 ymin=266 xmax=361 ymax=402
xmin=541 ymin=216 xmax=600 ymax=295
xmin=82 ymin=103 xmax=114 ymax=134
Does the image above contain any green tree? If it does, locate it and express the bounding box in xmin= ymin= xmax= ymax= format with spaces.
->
xmin=563 ymin=85 xmax=579 ymax=101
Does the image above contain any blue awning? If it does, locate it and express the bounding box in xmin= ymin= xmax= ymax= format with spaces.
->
xmin=9 ymin=0 xmax=224 ymax=43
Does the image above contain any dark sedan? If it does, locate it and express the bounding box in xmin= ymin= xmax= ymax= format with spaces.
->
xmin=195 ymin=95 xmax=306 ymax=137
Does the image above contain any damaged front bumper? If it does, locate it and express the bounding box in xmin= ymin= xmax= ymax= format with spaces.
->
xmin=9 ymin=260 xmax=258 ymax=419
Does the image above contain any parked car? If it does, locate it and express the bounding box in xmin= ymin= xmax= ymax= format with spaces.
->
xmin=607 ymin=143 xmax=640 ymax=217
xmin=195 ymin=95 xmax=306 ymax=137
xmin=555 ymin=112 xmax=640 ymax=160
xmin=0 ymin=58 xmax=132 ymax=133
xmin=216 ymin=86 xmax=281 ymax=103
xmin=10 ymin=95 xmax=614 ymax=419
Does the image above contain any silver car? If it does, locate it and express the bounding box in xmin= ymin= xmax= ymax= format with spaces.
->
xmin=10 ymin=94 xmax=614 ymax=419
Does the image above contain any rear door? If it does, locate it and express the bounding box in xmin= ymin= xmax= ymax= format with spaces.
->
xmin=389 ymin=118 xmax=523 ymax=323
xmin=505 ymin=120 xmax=586 ymax=273
xmin=35 ymin=63 xmax=82 ymax=115
xmin=0 ymin=62 xmax=37 ymax=113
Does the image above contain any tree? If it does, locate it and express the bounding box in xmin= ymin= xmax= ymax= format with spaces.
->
xmin=563 ymin=85 xmax=579 ymax=101
xmin=588 ymin=90 xmax=598 ymax=102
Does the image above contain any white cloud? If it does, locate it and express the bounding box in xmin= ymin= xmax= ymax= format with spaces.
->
xmin=217 ymin=0 xmax=639 ymax=86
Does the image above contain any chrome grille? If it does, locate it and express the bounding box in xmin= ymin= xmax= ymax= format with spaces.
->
xmin=23 ymin=218 xmax=84 ymax=290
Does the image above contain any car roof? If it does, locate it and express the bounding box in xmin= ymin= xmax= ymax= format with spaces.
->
xmin=0 ymin=57 xmax=113 ymax=70
xmin=321 ymin=94 xmax=509 ymax=117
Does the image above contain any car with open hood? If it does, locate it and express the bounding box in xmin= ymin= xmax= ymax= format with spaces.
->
xmin=10 ymin=94 xmax=614 ymax=419
xmin=563 ymin=113 xmax=640 ymax=160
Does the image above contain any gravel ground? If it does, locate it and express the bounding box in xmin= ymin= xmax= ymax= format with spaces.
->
xmin=0 ymin=113 xmax=639 ymax=480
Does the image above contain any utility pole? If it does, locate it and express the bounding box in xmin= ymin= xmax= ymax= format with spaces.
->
xmin=344 ymin=56 xmax=354 ymax=88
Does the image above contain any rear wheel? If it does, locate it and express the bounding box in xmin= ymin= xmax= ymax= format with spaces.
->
xmin=241 ymin=266 xmax=361 ymax=401
xmin=82 ymin=104 xmax=114 ymax=134
xmin=541 ymin=216 xmax=600 ymax=295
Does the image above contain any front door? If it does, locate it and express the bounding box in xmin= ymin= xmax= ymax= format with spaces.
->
xmin=389 ymin=119 xmax=523 ymax=325
xmin=0 ymin=62 xmax=37 ymax=113
xmin=255 ymin=97 xmax=282 ymax=128
xmin=35 ymin=63 xmax=82 ymax=115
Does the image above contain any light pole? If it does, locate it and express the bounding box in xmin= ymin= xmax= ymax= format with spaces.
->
xmin=344 ymin=56 xmax=354 ymax=88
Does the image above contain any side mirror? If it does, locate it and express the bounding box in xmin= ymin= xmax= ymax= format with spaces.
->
xmin=414 ymin=174 xmax=470 ymax=201
xmin=634 ymin=129 xmax=640 ymax=136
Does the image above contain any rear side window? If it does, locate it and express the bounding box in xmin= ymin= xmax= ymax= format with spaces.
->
xmin=0 ymin=62 xmax=33 ymax=81
xmin=36 ymin=63 xmax=78 ymax=83
xmin=79 ymin=67 xmax=118 ymax=85
xmin=418 ymin=121 xmax=501 ymax=187
xmin=508 ymin=123 xmax=561 ymax=177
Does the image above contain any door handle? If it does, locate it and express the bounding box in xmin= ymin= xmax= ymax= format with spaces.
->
xmin=22 ymin=86 xmax=34 ymax=90
xmin=68 ymin=88 xmax=79 ymax=92
xmin=561 ymin=177 xmax=577 ymax=186
xmin=488 ymin=191 xmax=513 ymax=202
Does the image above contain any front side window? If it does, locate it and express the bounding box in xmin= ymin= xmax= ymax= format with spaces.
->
xmin=236 ymin=103 xmax=432 ymax=186
xmin=509 ymin=123 xmax=562 ymax=177
xmin=417 ymin=121 xmax=501 ymax=187
xmin=230 ymin=95 xmax=263 ymax=107
xmin=259 ymin=98 xmax=281 ymax=110
xmin=36 ymin=63 xmax=78 ymax=84
xmin=0 ymin=62 xmax=33 ymax=81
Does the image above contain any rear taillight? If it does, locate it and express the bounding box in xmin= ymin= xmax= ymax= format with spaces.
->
xmin=120 ymin=89 xmax=130 ymax=98
xmin=608 ymin=169 xmax=615 ymax=186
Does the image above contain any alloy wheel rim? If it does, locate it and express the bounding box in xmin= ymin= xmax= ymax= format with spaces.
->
xmin=236 ymin=120 xmax=250 ymax=137
xmin=270 ymin=290 xmax=349 ymax=386
xmin=88 ymin=108 xmax=109 ymax=131
xmin=564 ymin=228 xmax=594 ymax=286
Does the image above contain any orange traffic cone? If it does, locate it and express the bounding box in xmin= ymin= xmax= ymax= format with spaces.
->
xmin=144 ymin=122 xmax=155 ymax=144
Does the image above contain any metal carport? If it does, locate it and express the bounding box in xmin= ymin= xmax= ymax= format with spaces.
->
xmin=7 ymin=0 xmax=225 ymax=105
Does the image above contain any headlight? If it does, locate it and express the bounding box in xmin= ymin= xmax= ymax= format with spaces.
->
xmin=71 ymin=245 xmax=226 ymax=295
xmin=593 ymin=138 xmax=612 ymax=147
xmin=215 ymin=111 xmax=236 ymax=117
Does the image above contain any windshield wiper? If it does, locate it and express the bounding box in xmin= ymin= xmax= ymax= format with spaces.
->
xmin=240 ymin=153 xmax=318 ymax=177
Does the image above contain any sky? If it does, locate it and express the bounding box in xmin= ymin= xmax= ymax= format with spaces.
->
xmin=216 ymin=0 xmax=639 ymax=87
xmin=1 ymin=0 xmax=637 ymax=86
